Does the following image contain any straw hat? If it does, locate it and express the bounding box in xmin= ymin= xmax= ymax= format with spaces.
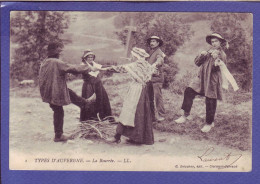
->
xmin=206 ymin=33 xmax=227 ymax=45
xmin=82 ymin=49 xmax=96 ymax=60
xmin=131 ymin=47 xmax=150 ymax=59
xmin=147 ymin=36 xmax=163 ymax=47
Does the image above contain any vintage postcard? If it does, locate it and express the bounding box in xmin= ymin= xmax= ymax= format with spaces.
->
xmin=2 ymin=1 xmax=260 ymax=183
xmin=8 ymin=10 xmax=252 ymax=172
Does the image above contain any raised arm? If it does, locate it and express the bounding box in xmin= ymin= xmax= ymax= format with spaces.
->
xmin=58 ymin=62 xmax=94 ymax=75
xmin=194 ymin=51 xmax=209 ymax=67
xmin=152 ymin=54 xmax=164 ymax=67
xmin=111 ymin=65 xmax=129 ymax=73
xmin=103 ymin=64 xmax=131 ymax=73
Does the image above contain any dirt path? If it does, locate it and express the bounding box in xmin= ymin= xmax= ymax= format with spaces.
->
xmin=9 ymin=96 xmax=250 ymax=158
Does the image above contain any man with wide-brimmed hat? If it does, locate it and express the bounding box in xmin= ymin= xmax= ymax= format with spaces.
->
xmin=39 ymin=42 xmax=98 ymax=142
xmin=175 ymin=33 xmax=238 ymax=133
xmin=146 ymin=36 xmax=166 ymax=122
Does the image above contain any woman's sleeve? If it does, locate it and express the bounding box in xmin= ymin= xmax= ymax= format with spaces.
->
xmin=101 ymin=64 xmax=111 ymax=68
xmin=112 ymin=64 xmax=129 ymax=73
xmin=194 ymin=53 xmax=208 ymax=67
xmin=93 ymin=62 xmax=103 ymax=70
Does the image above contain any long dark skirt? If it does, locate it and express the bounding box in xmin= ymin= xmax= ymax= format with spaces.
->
xmin=80 ymin=76 xmax=112 ymax=121
xmin=116 ymin=82 xmax=154 ymax=145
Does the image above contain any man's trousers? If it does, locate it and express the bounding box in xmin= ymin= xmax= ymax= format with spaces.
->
xmin=153 ymin=83 xmax=166 ymax=118
xmin=49 ymin=88 xmax=86 ymax=138
xmin=181 ymin=87 xmax=217 ymax=125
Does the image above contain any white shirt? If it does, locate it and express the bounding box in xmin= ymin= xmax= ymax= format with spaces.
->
xmin=87 ymin=61 xmax=102 ymax=77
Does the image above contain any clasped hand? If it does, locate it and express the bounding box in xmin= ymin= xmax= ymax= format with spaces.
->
xmin=102 ymin=66 xmax=116 ymax=72
xmin=201 ymin=50 xmax=219 ymax=59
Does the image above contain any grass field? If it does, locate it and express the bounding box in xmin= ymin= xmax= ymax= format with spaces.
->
xmin=10 ymin=72 xmax=252 ymax=152
xmin=154 ymin=89 xmax=252 ymax=151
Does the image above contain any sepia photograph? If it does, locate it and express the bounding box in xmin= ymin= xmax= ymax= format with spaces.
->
xmin=9 ymin=11 xmax=252 ymax=171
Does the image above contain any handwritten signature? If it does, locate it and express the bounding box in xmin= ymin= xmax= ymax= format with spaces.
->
xmin=197 ymin=147 xmax=242 ymax=166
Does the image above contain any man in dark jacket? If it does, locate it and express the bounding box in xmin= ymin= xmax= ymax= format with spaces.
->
xmin=175 ymin=33 xmax=228 ymax=133
xmin=147 ymin=36 xmax=166 ymax=122
xmin=39 ymin=42 xmax=97 ymax=142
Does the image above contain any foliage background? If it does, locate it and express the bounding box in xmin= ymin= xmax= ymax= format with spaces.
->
xmin=10 ymin=11 xmax=70 ymax=82
xmin=10 ymin=12 xmax=252 ymax=91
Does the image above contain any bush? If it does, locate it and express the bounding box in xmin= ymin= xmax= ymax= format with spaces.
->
xmin=209 ymin=13 xmax=252 ymax=91
xmin=162 ymin=56 xmax=179 ymax=88
xmin=10 ymin=11 xmax=70 ymax=82
xmin=114 ymin=12 xmax=193 ymax=87
xmin=169 ymin=70 xmax=197 ymax=95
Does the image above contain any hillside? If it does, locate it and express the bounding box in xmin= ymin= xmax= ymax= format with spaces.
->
xmin=173 ymin=20 xmax=212 ymax=78
xmin=61 ymin=13 xmax=215 ymax=76
xmin=61 ymin=12 xmax=125 ymax=65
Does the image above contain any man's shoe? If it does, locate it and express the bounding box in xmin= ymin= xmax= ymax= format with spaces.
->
xmin=54 ymin=135 xmax=70 ymax=142
xmin=175 ymin=115 xmax=187 ymax=124
xmin=201 ymin=123 xmax=214 ymax=133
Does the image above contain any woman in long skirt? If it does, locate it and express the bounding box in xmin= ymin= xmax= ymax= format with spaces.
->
xmin=80 ymin=50 xmax=112 ymax=121
xmin=107 ymin=47 xmax=156 ymax=145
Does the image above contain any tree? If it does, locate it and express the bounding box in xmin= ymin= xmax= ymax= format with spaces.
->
xmin=114 ymin=12 xmax=194 ymax=88
xmin=209 ymin=13 xmax=253 ymax=90
xmin=10 ymin=11 xmax=70 ymax=82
